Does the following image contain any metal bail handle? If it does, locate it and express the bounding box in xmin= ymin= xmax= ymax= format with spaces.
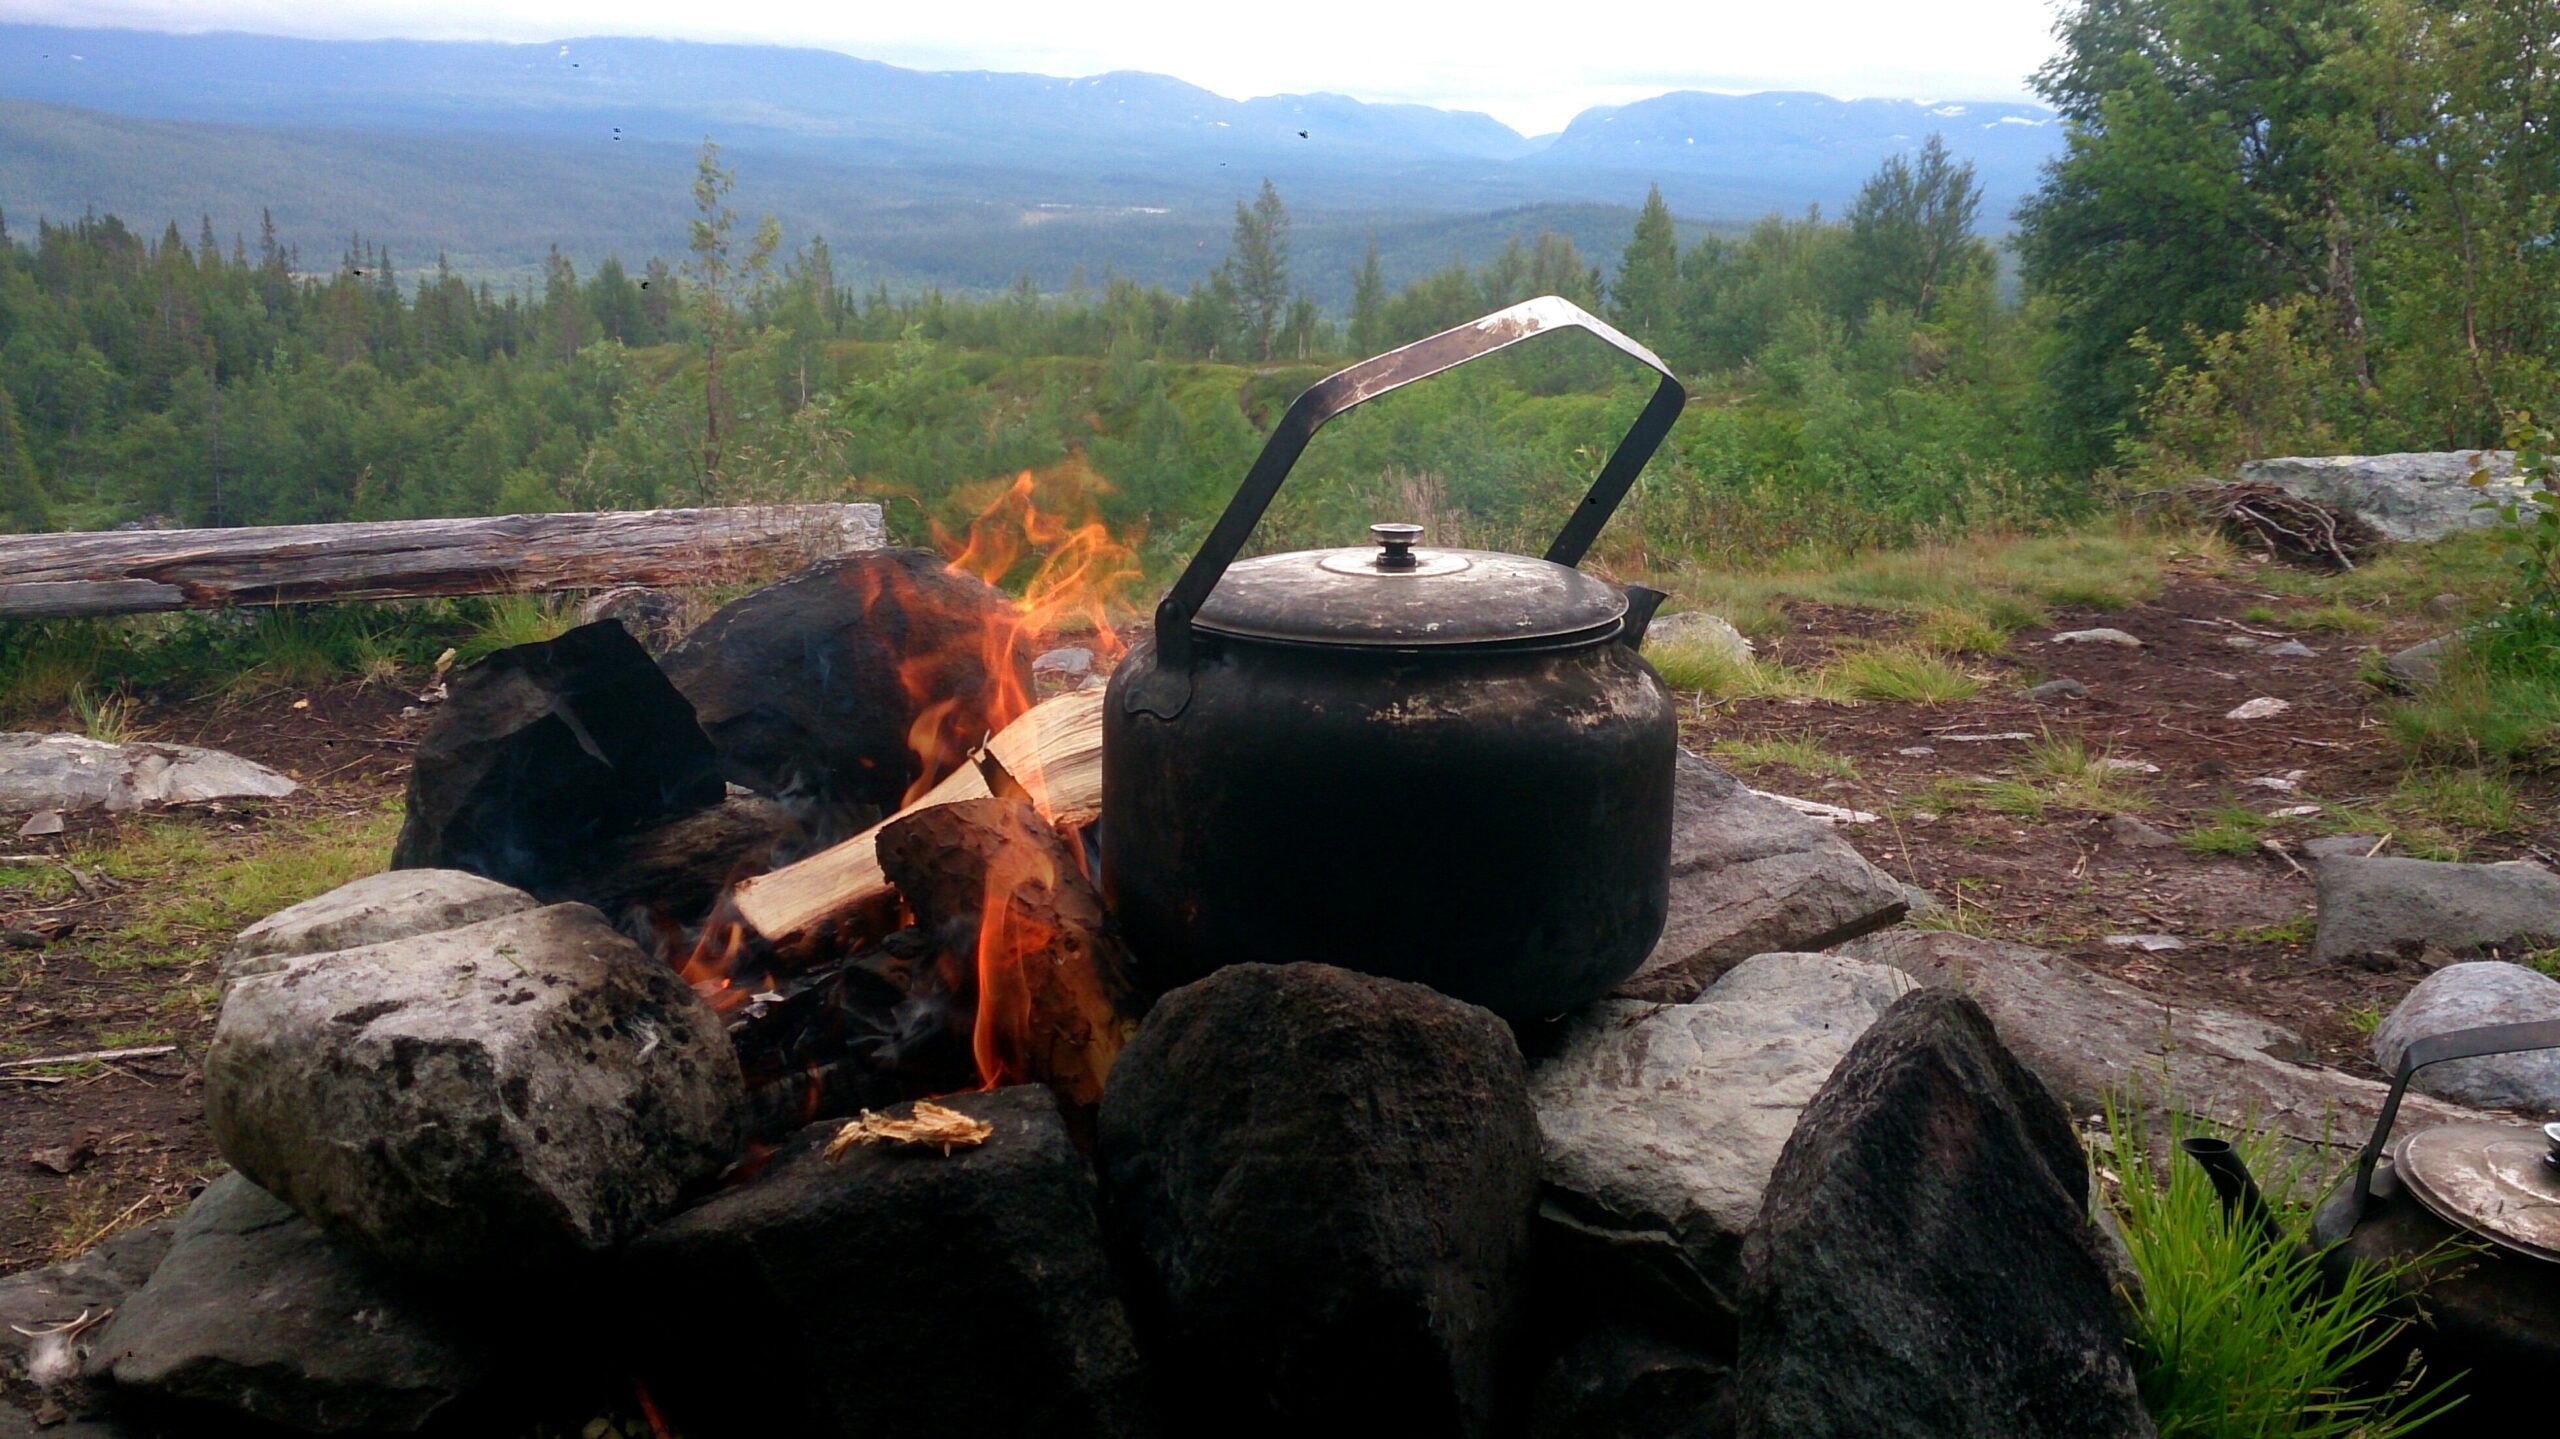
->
xmin=1144 ymin=295 xmax=1687 ymax=684
xmin=2314 ymin=1017 xmax=2560 ymax=1246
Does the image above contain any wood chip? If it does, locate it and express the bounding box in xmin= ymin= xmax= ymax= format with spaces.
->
xmin=823 ymin=1101 xmax=994 ymax=1160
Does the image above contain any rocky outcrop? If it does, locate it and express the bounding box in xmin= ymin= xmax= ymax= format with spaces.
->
xmin=1836 ymin=930 xmax=2482 ymax=1165
xmin=2372 ymin=961 xmax=2560 ymax=1111
xmin=1614 ymin=751 xmax=1908 ymax=1002
xmin=1735 ymin=989 xmax=2154 ymax=1439
xmin=1532 ymin=952 xmax=1915 ymax=1344
xmin=2314 ymin=855 xmax=2560 ymax=968
xmin=205 ymin=903 xmax=743 ymax=1276
xmin=0 ymin=733 xmax=296 ymax=814
xmin=1098 ymin=963 xmax=1539 ymax=1439
xmin=86 ymin=1175 xmax=486 ymax=1433
xmin=2238 ymin=451 xmax=2525 ymax=542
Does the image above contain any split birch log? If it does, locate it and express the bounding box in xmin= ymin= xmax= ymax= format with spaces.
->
xmin=875 ymin=795 xmax=1141 ymax=1109
xmin=0 ymin=504 xmax=883 ymax=618
xmin=728 ymin=687 xmax=1105 ymax=946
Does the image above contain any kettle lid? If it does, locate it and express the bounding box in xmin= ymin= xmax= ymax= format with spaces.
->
xmin=1190 ymin=522 xmax=1628 ymax=651
xmin=2393 ymin=1120 xmax=2560 ymax=1264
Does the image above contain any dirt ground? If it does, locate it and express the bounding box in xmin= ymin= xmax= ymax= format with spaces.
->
xmin=1 ymin=555 xmax=2543 ymax=1274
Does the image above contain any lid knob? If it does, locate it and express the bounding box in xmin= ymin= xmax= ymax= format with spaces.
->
xmin=1371 ymin=522 xmax=1424 ymax=571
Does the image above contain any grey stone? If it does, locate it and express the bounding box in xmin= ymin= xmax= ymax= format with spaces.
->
xmin=2239 ymin=450 xmax=2526 ymax=542
xmin=2225 ymin=696 xmax=2292 ymax=719
xmin=206 ymin=903 xmax=743 ymax=1276
xmin=2049 ymin=628 xmax=2141 ymax=648
xmin=628 ymin=1088 xmax=1154 ymax=1439
xmin=0 ymin=733 xmax=297 ymax=815
xmin=1031 ymin=645 xmax=1095 ymax=678
xmin=1734 ymin=989 xmax=2154 ymax=1439
xmin=2372 ymin=962 xmax=2560 ymax=1112
xmin=1836 ymin=930 xmax=2484 ymax=1169
xmin=2105 ymin=814 xmax=2177 ymax=849
xmin=1647 ymin=612 xmax=1755 ymax=663
xmin=0 ymin=1221 xmax=173 ymax=1379
xmin=87 ymin=1175 xmax=486 ymax=1433
xmin=1532 ymin=953 xmax=1915 ymax=1345
xmin=1099 ymin=963 xmax=1538 ymax=1439
xmin=2224 ymin=634 xmax=2261 ymax=650
xmin=16 ymin=809 xmax=62 ymax=838
xmin=2023 ymin=677 xmax=2089 ymax=701
xmin=2304 ymin=834 xmax=2386 ymax=861
xmin=2384 ymin=634 xmax=2455 ymax=691
xmin=2264 ymin=640 xmax=2317 ymax=658
xmin=221 ymin=869 xmax=538 ymax=990
xmin=578 ymin=586 xmax=684 ymax=651
xmin=2314 ymin=855 xmax=2560 ymax=968
xmin=2425 ymin=592 xmax=2467 ymax=618
xmin=2102 ymin=934 xmax=2185 ymax=952
xmin=1613 ymin=751 xmax=1909 ymax=1002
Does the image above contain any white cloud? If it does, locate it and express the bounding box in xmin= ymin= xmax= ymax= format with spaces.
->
xmin=0 ymin=0 xmax=2063 ymax=135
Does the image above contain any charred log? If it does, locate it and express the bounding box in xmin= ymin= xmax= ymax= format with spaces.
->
xmin=875 ymin=795 xmax=1140 ymax=1111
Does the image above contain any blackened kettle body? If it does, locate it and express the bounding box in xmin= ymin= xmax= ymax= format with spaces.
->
xmin=1102 ymin=297 xmax=1685 ymax=1021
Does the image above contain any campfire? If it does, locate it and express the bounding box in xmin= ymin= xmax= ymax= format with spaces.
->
xmin=659 ymin=463 xmax=1145 ymax=1139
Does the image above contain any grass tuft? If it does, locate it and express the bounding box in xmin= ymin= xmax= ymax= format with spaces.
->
xmin=1712 ymin=733 xmax=1861 ymax=782
xmin=2102 ymin=1099 xmax=2462 ymax=1438
xmin=1826 ymin=645 xmax=1983 ymax=704
xmin=2182 ymin=802 xmax=2272 ymax=857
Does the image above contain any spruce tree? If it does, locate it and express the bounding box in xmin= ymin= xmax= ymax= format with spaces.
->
xmin=1350 ymin=240 xmax=1386 ymax=354
xmin=1612 ymin=185 xmax=1679 ymax=342
xmin=0 ymin=383 xmax=52 ymax=534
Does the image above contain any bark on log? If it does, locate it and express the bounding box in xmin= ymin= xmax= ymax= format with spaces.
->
xmin=728 ymin=688 xmax=1103 ymax=946
xmin=0 ymin=504 xmax=884 ymax=618
xmin=875 ymin=795 xmax=1141 ymax=1110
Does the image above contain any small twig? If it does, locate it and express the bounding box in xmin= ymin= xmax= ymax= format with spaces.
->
xmin=2259 ymin=839 xmax=2310 ymax=878
xmin=0 ymin=1045 xmax=177 ymax=1070
xmin=0 ymin=1073 xmax=66 ymax=1086
xmin=2364 ymin=833 xmax=2393 ymax=859
xmin=67 ymin=1194 xmax=158 ymax=1255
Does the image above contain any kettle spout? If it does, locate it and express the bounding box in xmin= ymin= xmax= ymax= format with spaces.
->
xmin=1620 ymin=586 xmax=1668 ymax=651
xmin=2178 ymin=1135 xmax=2278 ymax=1250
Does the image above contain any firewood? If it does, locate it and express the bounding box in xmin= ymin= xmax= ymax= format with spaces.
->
xmin=728 ymin=688 xmax=1103 ymax=945
xmin=875 ymin=795 xmax=1141 ymax=1109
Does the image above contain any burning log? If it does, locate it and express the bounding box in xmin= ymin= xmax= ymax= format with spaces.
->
xmin=726 ymin=688 xmax=1104 ymax=947
xmin=876 ymin=794 xmax=1140 ymax=1110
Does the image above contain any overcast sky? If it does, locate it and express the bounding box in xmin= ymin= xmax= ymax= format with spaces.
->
xmin=1 ymin=1 xmax=2066 ymax=135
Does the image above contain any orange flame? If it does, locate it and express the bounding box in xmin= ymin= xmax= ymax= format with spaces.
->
xmin=969 ymin=834 xmax=1061 ymax=1091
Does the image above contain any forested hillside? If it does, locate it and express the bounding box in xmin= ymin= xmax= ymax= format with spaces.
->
xmin=2 ymin=0 xmax=2554 ymax=580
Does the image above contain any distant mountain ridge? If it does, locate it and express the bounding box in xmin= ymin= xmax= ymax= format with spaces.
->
xmin=0 ymin=24 xmax=2063 ymax=296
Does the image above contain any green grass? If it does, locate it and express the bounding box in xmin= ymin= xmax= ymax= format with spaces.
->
xmin=2388 ymin=768 xmax=2522 ymax=833
xmin=2182 ymin=802 xmax=2272 ymax=857
xmin=1911 ymin=606 xmax=2015 ymax=655
xmin=2019 ymin=733 xmax=2155 ymax=811
xmin=1711 ymin=734 xmax=1861 ymax=782
xmin=2103 ymin=1101 xmax=2461 ymax=1438
xmin=2384 ymin=646 xmax=2560 ymax=766
xmin=2291 ymin=600 xmax=2385 ymax=635
xmin=69 ymin=683 xmax=141 ymax=744
xmin=1826 ymin=645 xmax=1984 ymax=704
xmin=1648 ymin=641 xmax=1847 ymax=703
xmin=72 ymin=805 xmax=403 ymax=974
xmin=452 ymin=594 xmax=579 ymax=664
xmin=2343 ymin=1001 xmax=2383 ymax=1036
xmin=2230 ymin=914 xmax=2316 ymax=946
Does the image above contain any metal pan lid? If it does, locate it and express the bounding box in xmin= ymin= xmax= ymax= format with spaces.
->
xmin=2396 ymin=1121 xmax=2560 ymax=1264
xmin=1189 ymin=523 xmax=1628 ymax=651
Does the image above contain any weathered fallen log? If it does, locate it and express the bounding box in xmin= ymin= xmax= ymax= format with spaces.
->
xmin=0 ymin=504 xmax=883 ymax=618
xmin=728 ymin=688 xmax=1104 ymax=946
xmin=876 ymin=795 xmax=1141 ymax=1109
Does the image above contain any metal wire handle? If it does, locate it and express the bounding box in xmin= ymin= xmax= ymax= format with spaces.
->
xmin=1148 ymin=295 xmax=1686 ymax=678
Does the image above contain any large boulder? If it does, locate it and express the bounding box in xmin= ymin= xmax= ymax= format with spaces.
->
xmin=2239 ymin=450 xmax=2525 ymax=541
xmin=661 ymin=549 xmax=1031 ymax=820
xmin=85 ymin=1174 xmax=486 ymax=1433
xmin=626 ymin=1087 xmax=1154 ymax=1439
xmin=1735 ymin=988 xmax=2154 ymax=1439
xmin=1614 ymin=751 xmax=1908 ymax=1002
xmin=221 ymin=869 xmax=537 ymax=990
xmin=1531 ymin=953 xmax=1915 ymax=1346
xmin=2315 ymin=855 xmax=2560 ymax=968
xmin=1836 ymin=930 xmax=2483 ymax=1167
xmin=1098 ymin=963 xmax=1540 ymax=1439
xmin=205 ymin=902 xmax=743 ymax=1276
xmin=0 ymin=733 xmax=296 ymax=814
xmin=390 ymin=620 xmax=723 ymax=896
xmin=2372 ymin=961 xmax=2560 ymax=1112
